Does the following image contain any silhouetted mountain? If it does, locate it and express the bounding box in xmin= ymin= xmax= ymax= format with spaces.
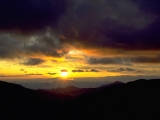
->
xmin=0 ymin=80 xmax=60 ymax=119
xmin=41 ymin=81 xmax=123 ymax=97
xmin=0 ymin=79 xmax=160 ymax=119
xmin=40 ymin=85 xmax=95 ymax=97
xmin=99 ymin=80 xmax=123 ymax=88
xmin=51 ymin=86 xmax=80 ymax=94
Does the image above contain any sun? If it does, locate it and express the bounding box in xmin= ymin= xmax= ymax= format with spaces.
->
xmin=61 ymin=72 xmax=68 ymax=77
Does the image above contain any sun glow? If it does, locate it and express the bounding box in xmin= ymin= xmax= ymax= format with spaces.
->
xmin=61 ymin=72 xmax=68 ymax=77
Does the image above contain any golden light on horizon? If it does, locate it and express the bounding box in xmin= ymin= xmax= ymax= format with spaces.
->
xmin=61 ymin=72 xmax=68 ymax=77
xmin=60 ymin=69 xmax=69 ymax=77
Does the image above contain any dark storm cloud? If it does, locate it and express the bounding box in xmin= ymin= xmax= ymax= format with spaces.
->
xmin=0 ymin=32 xmax=65 ymax=59
xmin=58 ymin=0 xmax=160 ymax=50
xmin=0 ymin=1 xmax=66 ymax=60
xmin=1 ymin=0 xmax=160 ymax=61
xmin=108 ymin=68 xmax=125 ymax=72
xmin=87 ymin=55 xmax=160 ymax=65
xmin=23 ymin=58 xmax=45 ymax=66
xmin=25 ymin=35 xmax=63 ymax=57
xmin=0 ymin=34 xmax=22 ymax=58
xmin=125 ymin=68 xmax=136 ymax=72
xmin=87 ymin=57 xmax=123 ymax=65
xmin=0 ymin=0 xmax=66 ymax=31
xmin=134 ymin=55 xmax=160 ymax=63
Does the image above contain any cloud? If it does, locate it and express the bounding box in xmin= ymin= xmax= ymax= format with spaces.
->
xmin=86 ymin=55 xmax=160 ymax=65
xmin=0 ymin=0 xmax=160 ymax=63
xmin=23 ymin=58 xmax=45 ymax=66
xmin=0 ymin=74 xmax=25 ymax=77
xmin=58 ymin=0 xmax=160 ymax=51
xmin=0 ymin=0 xmax=67 ymax=60
xmin=0 ymin=0 xmax=66 ymax=32
xmin=20 ymin=69 xmax=24 ymax=71
xmin=72 ymin=69 xmax=84 ymax=72
xmin=47 ymin=72 xmax=57 ymax=75
xmin=89 ymin=68 xmax=100 ymax=72
xmin=133 ymin=55 xmax=160 ymax=63
xmin=108 ymin=67 xmax=136 ymax=72
xmin=0 ymin=34 xmax=22 ymax=59
xmin=125 ymin=68 xmax=136 ymax=72
xmin=0 ymin=32 xmax=65 ymax=60
xmin=72 ymin=68 xmax=101 ymax=72
xmin=60 ymin=69 xmax=68 ymax=72
xmin=134 ymin=71 xmax=144 ymax=73
xmin=25 ymin=73 xmax=43 ymax=76
xmin=20 ymin=69 xmax=27 ymax=73
xmin=25 ymin=34 xmax=64 ymax=57
xmin=86 ymin=57 xmax=123 ymax=65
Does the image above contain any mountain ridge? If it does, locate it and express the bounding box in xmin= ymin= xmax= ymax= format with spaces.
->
xmin=0 ymin=79 xmax=160 ymax=119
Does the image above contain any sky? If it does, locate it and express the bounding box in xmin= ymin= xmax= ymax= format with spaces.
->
xmin=0 ymin=0 xmax=160 ymax=87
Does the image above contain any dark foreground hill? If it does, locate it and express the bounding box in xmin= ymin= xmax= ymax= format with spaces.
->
xmin=0 ymin=79 xmax=160 ymax=120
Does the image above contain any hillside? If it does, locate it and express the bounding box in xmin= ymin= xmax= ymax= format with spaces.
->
xmin=0 ymin=79 xmax=160 ymax=119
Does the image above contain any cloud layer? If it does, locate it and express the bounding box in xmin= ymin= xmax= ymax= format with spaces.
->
xmin=0 ymin=0 xmax=66 ymax=31
xmin=23 ymin=58 xmax=45 ymax=66
xmin=58 ymin=0 xmax=160 ymax=50
xmin=0 ymin=0 xmax=160 ymax=67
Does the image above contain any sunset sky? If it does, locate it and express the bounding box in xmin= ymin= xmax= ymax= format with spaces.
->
xmin=0 ymin=0 xmax=160 ymax=85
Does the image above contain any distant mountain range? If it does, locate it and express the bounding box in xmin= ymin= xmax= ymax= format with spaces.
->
xmin=0 ymin=79 xmax=160 ymax=119
xmin=17 ymin=80 xmax=111 ymax=89
xmin=39 ymin=81 xmax=123 ymax=98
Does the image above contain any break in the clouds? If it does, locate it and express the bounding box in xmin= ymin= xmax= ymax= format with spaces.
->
xmin=0 ymin=0 xmax=160 ymax=67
